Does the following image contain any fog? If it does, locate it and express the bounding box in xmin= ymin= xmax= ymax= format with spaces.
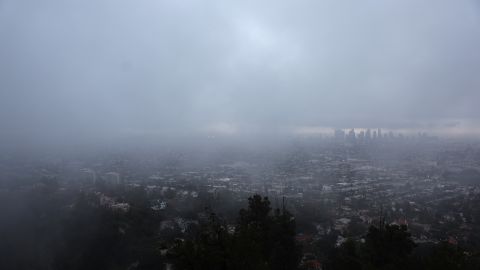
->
xmin=4 ymin=3 xmax=480 ymax=269
xmin=1 ymin=0 xmax=480 ymax=147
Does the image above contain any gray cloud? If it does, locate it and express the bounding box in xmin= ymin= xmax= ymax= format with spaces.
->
xmin=1 ymin=0 xmax=480 ymax=144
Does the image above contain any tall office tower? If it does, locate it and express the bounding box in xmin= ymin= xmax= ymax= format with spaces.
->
xmin=348 ymin=128 xmax=356 ymax=143
xmin=105 ymin=172 xmax=121 ymax=186
xmin=358 ymin=130 xmax=365 ymax=143
xmin=365 ymin=129 xmax=372 ymax=141
xmin=334 ymin=129 xmax=345 ymax=141
xmin=79 ymin=168 xmax=96 ymax=185
xmin=377 ymin=128 xmax=382 ymax=139
xmin=373 ymin=130 xmax=377 ymax=140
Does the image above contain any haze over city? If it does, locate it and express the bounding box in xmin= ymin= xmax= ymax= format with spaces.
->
xmin=2 ymin=1 xmax=480 ymax=270
xmin=1 ymin=0 xmax=480 ymax=148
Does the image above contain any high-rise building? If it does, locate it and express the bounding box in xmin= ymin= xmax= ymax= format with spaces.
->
xmin=79 ymin=168 xmax=96 ymax=185
xmin=358 ymin=130 xmax=365 ymax=143
xmin=365 ymin=129 xmax=372 ymax=141
xmin=347 ymin=129 xmax=356 ymax=143
xmin=105 ymin=172 xmax=121 ymax=186
xmin=334 ymin=129 xmax=345 ymax=141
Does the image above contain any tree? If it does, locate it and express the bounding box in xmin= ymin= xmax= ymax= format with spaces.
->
xmin=326 ymin=238 xmax=362 ymax=270
xmin=171 ymin=194 xmax=300 ymax=270
xmin=269 ymin=205 xmax=301 ymax=270
xmin=171 ymin=211 xmax=231 ymax=270
xmin=325 ymin=223 xmax=416 ymax=270
xmin=363 ymin=224 xmax=416 ymax=269
xmin=54 ymin=193 xmax=124 ymax=270
xmin=232 ymin=195 xmax=300 ymax=270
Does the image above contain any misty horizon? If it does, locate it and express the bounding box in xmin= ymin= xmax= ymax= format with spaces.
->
xmin=1 ymin=0 xmax=480 ymax=147
xmin=3 ymin=2 xmax=480 ymax=269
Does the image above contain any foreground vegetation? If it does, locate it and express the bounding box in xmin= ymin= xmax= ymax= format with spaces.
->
xmin=1 ymin=183 xmax=479 ymax=269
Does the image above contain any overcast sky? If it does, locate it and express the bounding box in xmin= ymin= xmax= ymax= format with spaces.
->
xmin=1 ymin=0 xmax=480 ymax=144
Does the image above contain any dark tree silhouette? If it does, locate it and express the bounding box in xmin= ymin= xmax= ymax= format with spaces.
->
xmin=363 ymin=224 xmax=416 ymax=269
xmin=171 ymin=194 xmax=300 ymax=270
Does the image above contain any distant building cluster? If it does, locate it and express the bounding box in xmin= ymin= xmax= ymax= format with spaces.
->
xmin=334 ymin=128 xmax=431 ymax=144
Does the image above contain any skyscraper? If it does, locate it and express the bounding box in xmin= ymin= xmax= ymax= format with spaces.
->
xmin=334 ymin=129 xmax=345 ymax=141
xmin=347 ymin=129 xmax=356 ymax=143
xmin=358 ymin=130 xmax=365 ymax=143
xmin=366 ymin=129 xmax=372 ymax=141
